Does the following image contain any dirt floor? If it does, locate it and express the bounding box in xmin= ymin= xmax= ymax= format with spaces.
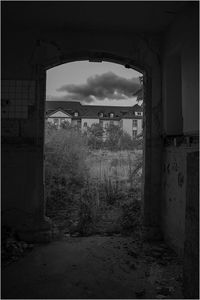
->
xmin=2 ymin=234 xmax=183 ymax=299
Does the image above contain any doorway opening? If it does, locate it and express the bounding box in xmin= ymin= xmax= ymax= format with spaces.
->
xmin=44 ymin=60 xmax=144 ymax=238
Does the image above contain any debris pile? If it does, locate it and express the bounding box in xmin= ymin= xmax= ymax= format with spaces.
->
xmin=144 ymin=243 xmax=179 ymax=266
xmin=2 ymin=226 xmax=34 ymax=266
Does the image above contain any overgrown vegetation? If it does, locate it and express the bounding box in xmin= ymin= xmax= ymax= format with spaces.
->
xmin=45 ymin=123 xmax=143 ymax=236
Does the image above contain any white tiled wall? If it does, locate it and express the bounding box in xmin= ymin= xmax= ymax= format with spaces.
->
xmin=1 ymin=80 xmax=35 ymax=119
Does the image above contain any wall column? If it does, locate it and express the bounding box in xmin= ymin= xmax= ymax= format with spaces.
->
xmin=142 ymin=64 xmax=163 ymax=240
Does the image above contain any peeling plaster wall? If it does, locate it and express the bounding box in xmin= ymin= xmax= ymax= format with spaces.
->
xmin=161 ymin=5 xmax=199 ymax=253
xmin=2 ymin=4 xmax=197 ymax=248
xmin=161 ymin=145 xmax=195 ymax=254
xmin=160 ymin=9 xmax=199 ymax=294
xmin=2 ymin=26 xmax=163 ymax=240
xmin=2 ymin=147 xmax=42 ymax=229
xmin=183 ymin=151 xmax=199 ymax=299
xmin=162 ymin=6 xmax=199 ymax=136
xmin=161 ymin=142 xmax=199 ymax=299
xmin=182 ymin=40 xmax=199 ymax=134
xmin=2 ymin=3 xmax=198 ymax=298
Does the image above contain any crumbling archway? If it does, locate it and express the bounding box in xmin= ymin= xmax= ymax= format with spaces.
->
xmin=33 ymin=42 xmax=162 ymax=241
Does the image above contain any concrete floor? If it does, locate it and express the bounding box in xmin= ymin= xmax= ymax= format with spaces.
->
xmin=2 ymin=235 xmax=183 ymax=299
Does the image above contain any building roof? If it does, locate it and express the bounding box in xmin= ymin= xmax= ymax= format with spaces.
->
xmin=133 ymin=104 xmax=143 ymax=112
xmin=48 ymin=109 xmax=72 ymax=118
xmin=46 ymin=101 xmax=143 ymax=119
xmin=46 ymin=101 xmax=83 ymax=114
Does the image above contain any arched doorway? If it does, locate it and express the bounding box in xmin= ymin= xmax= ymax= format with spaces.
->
xmin=45 ymin=59 xmax=144 ymax=236
xmin=34 ymin=47 xmax=162 ymax=240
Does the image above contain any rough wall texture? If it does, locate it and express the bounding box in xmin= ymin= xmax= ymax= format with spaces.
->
xmin=161 ymin=140 xmax=198 ymax=255
xmin=160 ymin=7 xmax=199 ymax=298
xmin=162 ymin=5 xmax=199 ymax=135
xmin=2 ymin=27 xmax=163 ymax=241
xmin=183 ymin=151 xmax=199 ymax=299
xmin=161 ymin=5 xmax=199 ymax=257
xmin=2 ymin=4 xmax=198 ymax=261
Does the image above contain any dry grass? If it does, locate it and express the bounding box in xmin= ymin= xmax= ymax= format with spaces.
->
xmin=86 ymin=149 xmax=143 ymax=194
xmin=45 ymin=128 xmax=143 ymax=235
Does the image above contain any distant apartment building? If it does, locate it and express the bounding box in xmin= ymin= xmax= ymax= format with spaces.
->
xmin=46 ymin=101 xmax=143 ymax=138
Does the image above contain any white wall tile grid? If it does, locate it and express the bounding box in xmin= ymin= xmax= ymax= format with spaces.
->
xmin=1 ymin=80 xmax=35 ymax=119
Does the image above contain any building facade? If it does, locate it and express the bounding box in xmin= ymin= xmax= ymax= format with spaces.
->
xmin=46 ymin=101 xmax=143 ymax=138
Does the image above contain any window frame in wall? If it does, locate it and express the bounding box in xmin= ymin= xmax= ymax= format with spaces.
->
xmin=133 ymin=119 xmax=138 ymax=127
xmin=133 ymin=129 xmax=137 ymax=137
xmin=99 ymin=112 xmax=104 ymax=118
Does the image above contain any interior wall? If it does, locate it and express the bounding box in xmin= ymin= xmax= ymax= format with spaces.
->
xmin=163 ymin=54 xmax=183 ymax=135
xmin=182 ymin=35 xmax=199 ymax=134
xmin=2 ymin=3 xmax=198 ymax=297
xmin=183 ymin=151 xmax=199 ymax=299
xmin=2 ymin=24 xmax=163 ymax=241
xmin=162 ymin=5 xmax=199 ymax=136
xmin=161 ymin=5 xmax=199 ymax=254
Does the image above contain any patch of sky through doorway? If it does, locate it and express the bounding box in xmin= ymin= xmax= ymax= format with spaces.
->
xmin=46 ymin=61 xmax=142 ymax=106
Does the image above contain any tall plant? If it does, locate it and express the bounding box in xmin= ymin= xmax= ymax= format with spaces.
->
xmin=45 ymin=128 xmax=89 ymax=214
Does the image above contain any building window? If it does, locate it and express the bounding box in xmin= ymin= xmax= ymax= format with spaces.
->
xmin=133 ymin=130 xmax=137 ymax=138
xmin=54 ymin=118 xmax=59 ymax=124
xmin=114 ymin=121 xmax=119 ymax=126
xmin=137 ymin=112 xmax=142 ymax=116
xmin=110 ymin=113 xmax=114 ymax=118
xmin=74 ymin=112 xmax=79 ymax=117
xmin=133 ymin=119 xmax=138 ymax=127
xmin=99 ymin=112 xmax=104 ymax=118
xmin=61 ymin=118 xmax=66 ymax=123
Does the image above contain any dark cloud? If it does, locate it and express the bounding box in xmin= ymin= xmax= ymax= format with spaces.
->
xmin=56 ymin=72 xmax=140 ymax=103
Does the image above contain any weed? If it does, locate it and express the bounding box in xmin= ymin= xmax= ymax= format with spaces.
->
xmin=45 ymin=126 xmax=143 ymax=235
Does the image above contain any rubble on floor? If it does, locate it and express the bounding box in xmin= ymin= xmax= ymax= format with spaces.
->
xmin=2 ymin=226 xmax=34 ymax=267
xmin=2 ymin=233 xmax=183 ymax=299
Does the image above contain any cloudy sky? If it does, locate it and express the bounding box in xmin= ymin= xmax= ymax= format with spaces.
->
xmin=46 ymin=61 xmax=142 ymax=106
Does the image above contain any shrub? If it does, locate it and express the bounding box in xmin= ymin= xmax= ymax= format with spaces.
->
xmin=60 ymin=120 xmax=73 ymax=129
xmin=119 ymin=132 xmax=136 ymax=150
xmin=45 ymin=128 xmax=89 ymax=215
xmin=76 ymin=184 xmax=96 ymax=235
xmin=45 ymin=125 xmax=143 ymax=235
xmin=120 ymin=198 xmax=142 ymax=234
xmin=87 ymin=123 xmax=104 ymax=150
xmin=104 ymin=124 xmax=123 ymax=151
xmin=101 ymin=177 xmax=117 ymax=205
